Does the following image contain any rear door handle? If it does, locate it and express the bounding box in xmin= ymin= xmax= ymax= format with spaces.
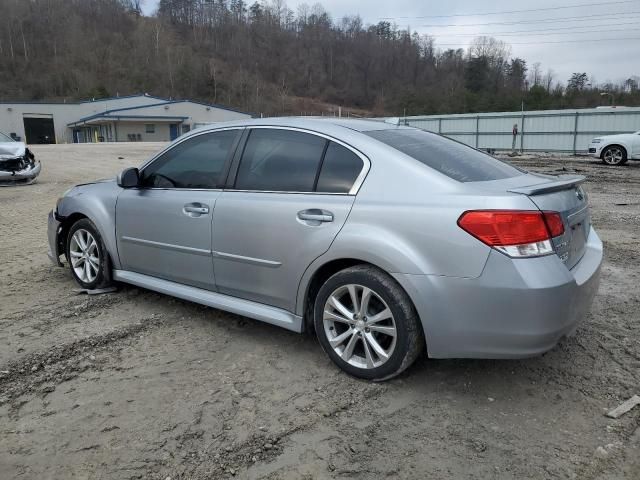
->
xmin=183 ymin=203 xmax=209 ymax=216
xmin=298 ymin=209 xmax=334 ymax=223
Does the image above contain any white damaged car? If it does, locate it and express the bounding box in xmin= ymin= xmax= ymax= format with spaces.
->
xmin=588 ymin=131 xmax=640 ymax=166
xmin=0 ymin=132 xmax=41 ymax=185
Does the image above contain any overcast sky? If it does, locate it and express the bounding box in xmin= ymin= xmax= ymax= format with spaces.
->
xmin=141 ymin=0 xmax=639 ymax=86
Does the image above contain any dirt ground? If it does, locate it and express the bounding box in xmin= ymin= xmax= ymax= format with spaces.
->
xmin=0 ymin=143 xmax=639 ymax=480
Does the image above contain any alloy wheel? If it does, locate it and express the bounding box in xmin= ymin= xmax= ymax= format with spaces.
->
xmin=323 ymin=284 xmax=397 ymax=369
xmin=603 ymin=147 xmax=624 ymax=165
xmin=69 ymin=228 xmax=100 ymax=283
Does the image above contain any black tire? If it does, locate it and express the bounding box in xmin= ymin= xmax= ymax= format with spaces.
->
xmin=66 ymin=218 xmax=113 ymax=290
xmin=601 ymin=145 xmax=627 ymax=166
xmin=314 ymin=265 xmax=424 ymax=381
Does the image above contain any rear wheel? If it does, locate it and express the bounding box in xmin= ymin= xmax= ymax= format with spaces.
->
xmin=602 ymin=145 xmax=627 ymax=165
xmin=314 ymin=265 xmax=423 ymax=381
xmin=66 ymin=218 xmax=113 ymax=290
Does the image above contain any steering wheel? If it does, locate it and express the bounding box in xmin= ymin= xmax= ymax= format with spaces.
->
xmin=150 ymin=173 xmax=177 ymax=188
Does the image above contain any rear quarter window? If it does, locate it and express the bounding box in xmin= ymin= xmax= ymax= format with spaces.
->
xmin=365 ymin=129 xmax=523 ymax=182
xmin=316 ymin=142 xmax=363 ymax=193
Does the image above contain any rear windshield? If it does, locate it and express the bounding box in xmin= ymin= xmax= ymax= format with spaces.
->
xmin=365 ymin=129 xmax=523 ymax=182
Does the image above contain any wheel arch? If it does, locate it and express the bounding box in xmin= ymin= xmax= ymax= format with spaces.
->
xmin=56 ymin=184 xmax=121 ymax=269
xmin=58 ymin=212 xmax=88 ymax=260
xmin=59 ymin=211 xmax=118 ymax=270
xmin=299 ymin=258 xmax=368 ymax=333
xmin=297 ymin=257 xmax=428 ymax=352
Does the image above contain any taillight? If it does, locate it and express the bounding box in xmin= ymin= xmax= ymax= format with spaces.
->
xmin=457 ymin=210 xmax=565 ymax=258
xmin=542 ymin=211 xmax=564 ymax=238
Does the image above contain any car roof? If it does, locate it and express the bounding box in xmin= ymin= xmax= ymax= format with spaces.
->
xmin=188 ymin=117 xmax=411 ymax=137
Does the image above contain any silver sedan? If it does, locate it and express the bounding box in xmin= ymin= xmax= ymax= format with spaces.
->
xmin=48 ymin=118 xmax=602 ymax=380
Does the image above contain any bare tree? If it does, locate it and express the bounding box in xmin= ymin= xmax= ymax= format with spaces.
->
xmin=468 ymin=36 xmax=511 ymax=64
xmin=543 ymin=69 xmax=555 ymax=92
xmin=528 ymin=62 xmax=542 ymax=87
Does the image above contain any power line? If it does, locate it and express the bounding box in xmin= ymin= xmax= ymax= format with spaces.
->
xmin=436 ymin=36 xmax=640 ymax=46
xmin=432 ymin=21 xmax=640 ymax=37
xmin=418 ymin=11 xmax=640 ymax=28
xmin=379 ymin=0 xmax=636 ymax=19
xmin=440 ymin=21 xmax=640 ymax=36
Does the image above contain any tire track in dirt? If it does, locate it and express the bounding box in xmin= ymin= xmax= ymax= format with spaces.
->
xmin=0 ymin=315 xmax=164 ymax=411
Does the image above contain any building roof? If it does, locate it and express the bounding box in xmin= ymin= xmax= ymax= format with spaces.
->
xmin=67 ymin=114 xmax=189 ymax=128
xmin=0 ymin=93 xmax=251 ymax=115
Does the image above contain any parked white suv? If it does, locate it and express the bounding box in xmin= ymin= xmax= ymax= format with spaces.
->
xmin=588 ymin=131 xmax=640 ymax=165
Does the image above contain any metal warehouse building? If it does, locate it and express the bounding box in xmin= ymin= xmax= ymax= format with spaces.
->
xmin=0 ymin=94 xmax=251 ymax=144
xmin=403 ymin=106 xmax=640 ymax=154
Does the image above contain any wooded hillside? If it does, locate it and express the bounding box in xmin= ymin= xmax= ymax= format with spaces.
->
xmin=0 ymin=0 xmax=638 ymax=116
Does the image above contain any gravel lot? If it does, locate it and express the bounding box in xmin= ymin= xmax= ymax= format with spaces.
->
xmin=0 ymin=143 xmax=639 ymax=479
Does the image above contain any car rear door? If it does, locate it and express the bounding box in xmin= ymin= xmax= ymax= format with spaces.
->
xmin=211 ymin=127 xmax=369 ymax=312
xmin=116 ymin=128 xmax=242 ymax=290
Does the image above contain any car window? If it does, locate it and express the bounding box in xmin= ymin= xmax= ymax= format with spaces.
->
xmin=316 ymin=142 xmax=363 ymax=193
xmin=235 ymin=129 xmax=327 ymax=192
xmin=0 ymin=132 xmax=14 ymax=142
xmin=142 ymin=130 xmax=239 ymax=188
xmin=365 ymin=128 xmax=524 ymax=182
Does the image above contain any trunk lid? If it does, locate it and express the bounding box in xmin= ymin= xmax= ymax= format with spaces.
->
xmin=475 ymin=173 xmax=590 ymax=269
xmin=510 ymin=175 xmax=589 ymax=269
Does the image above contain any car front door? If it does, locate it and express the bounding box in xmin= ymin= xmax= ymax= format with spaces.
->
xmin=116 ymin=128 xmax=242 ymax=290
xmin=212 ymin=127 xmax=369 ymax=312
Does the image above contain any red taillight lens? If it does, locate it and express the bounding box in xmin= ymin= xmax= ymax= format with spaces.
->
xmin=542 ymin=211 xmax=564 ymax=238
xmin=458 ymin=210 xmax=547 ymax=246
xmin=457 ymin=210 xmax=563 ymax=247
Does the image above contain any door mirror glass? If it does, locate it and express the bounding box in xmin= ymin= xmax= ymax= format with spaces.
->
xmin=118 ymin=167 xmax=140 ymax=188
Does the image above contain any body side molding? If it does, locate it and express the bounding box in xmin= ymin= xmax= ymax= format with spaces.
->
xmin=212 ymin=250 xmax=282 ymax=267
xmin=121 ymin=235 xmax=212 ymax=256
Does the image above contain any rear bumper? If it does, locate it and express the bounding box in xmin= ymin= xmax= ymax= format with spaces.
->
xmin=394 ymin=227 xmax=603 ymax=359
xmin=47 ymin=209 xmax=64 ymax=267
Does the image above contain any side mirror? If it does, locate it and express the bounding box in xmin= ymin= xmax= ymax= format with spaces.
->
xmin=117 ymin=167 xmax=140 ymax=188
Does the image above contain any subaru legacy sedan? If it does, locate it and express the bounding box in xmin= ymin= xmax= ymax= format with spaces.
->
xmin=48 ymin=118 xmax=602 ymax=380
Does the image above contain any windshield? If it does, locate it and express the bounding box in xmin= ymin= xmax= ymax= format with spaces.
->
xmin=365 ymin=128 xmax=524 ymax=182
xmin=0 ymin=132 xmax=14 ymax=142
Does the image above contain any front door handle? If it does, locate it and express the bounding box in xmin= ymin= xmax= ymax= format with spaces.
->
xmin=298 ymin=209 xmax=334 ymax=223
xmin=183 ymin=203 xmax=209 ymax=216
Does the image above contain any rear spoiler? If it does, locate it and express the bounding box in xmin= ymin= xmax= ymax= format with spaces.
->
xmin=507 ymin=175 xmax=586 ymax=196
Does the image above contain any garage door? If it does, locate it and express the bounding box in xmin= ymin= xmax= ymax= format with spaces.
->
xmin=23 ymin=115 xmax=56 ymax=144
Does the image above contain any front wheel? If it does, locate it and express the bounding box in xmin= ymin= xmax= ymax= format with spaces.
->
xmin=66 ymin=218 xmax=113 ymax=290
xmin=602 ymin=145 xmax=627 ymax=165
xmin=314 ymin=265 xmax=424 ymax=381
